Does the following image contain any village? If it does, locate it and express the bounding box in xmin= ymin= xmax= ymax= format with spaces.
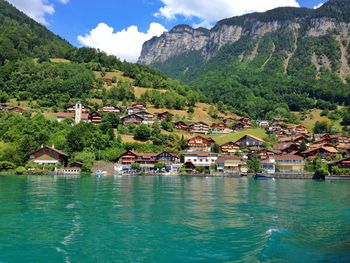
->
xmin=2 ymin=100 xmax=349 ymax=178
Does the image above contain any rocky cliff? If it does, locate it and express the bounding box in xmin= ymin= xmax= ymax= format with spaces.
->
xmin=138 ymin=1 xmax=350 ymax=66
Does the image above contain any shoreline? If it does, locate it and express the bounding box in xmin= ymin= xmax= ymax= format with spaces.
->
xmin=2 ymin=173 xmax=350 ymax=180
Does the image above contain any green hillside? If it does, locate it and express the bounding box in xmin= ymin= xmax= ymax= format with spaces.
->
xmin=0 ymin=0 xmax=202 ymax=109
xmin=0 ymin=0 xmax=73 ymax=64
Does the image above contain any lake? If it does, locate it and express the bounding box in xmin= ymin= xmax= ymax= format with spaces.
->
xmin=0 ymin=176 xmax=349 ymax=262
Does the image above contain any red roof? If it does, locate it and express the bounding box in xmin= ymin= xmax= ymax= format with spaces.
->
xmin=55 ymin=112 xmax=89 ymax=120
xmin=30 ymin=146 xmax=69 ymax=157
xmin=236 ymin=134 xmax=264 ymax=143
xmin=303 ymin=146 xmax=338 ymax=155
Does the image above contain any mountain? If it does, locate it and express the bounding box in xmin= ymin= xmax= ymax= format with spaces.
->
xmin=139 ymin=0 xmax=350 ymax=117
xmin=0 ymin=0 xmax=72 ymax=64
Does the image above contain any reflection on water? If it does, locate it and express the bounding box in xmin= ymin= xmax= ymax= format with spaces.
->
xmin=0 ymin=175 xmax=350 ymax=262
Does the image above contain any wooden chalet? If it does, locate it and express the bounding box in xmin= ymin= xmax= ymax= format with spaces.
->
xmin=118 ymin=151 xmax=157 ymax=166
xmin=121 ymin=114 xmax=144 ymax=126
xmin=183 ymin=161 xmax=196 ymax=172
xmin=220 ymin=141 xmax=240 ymax=155
xmin=337 ymin=143 xmax=350 ymax=155
xmin=331 ymin=135 xmax=350 ymax=144
xmin=287 ymin=124 xmax=308 ymax=135
xmin=233 ymin=122 xmax=245 ymax=131
xmin=235 ymin=134 xmax=264 ymax=147
xmin=302 ymin=146 xmax=338 ymax=159
xmin=156 ymin=111 xmax=174 ymax=121
xmin=234 ymin=117 xmax=251 ymax=130
xmin=269 ymin=123 xmax=286 ymax=133
xmin=255 ymin=148 xmax=278 ymax=160
xmin=29 ymin=145 xmax=69 ymax=166
xmin=89 ymin=112 xmax=102 ymax=124
xmin=309 ymin=142 xmax=333 ymax=150
xmin=55 ymin=112 xmax=89 ymax=123
xmin=127 ymin=106 xmax=143 ymax=115
xmin=329 ymin=157 xmax=350 ymax=170
xmin=273 ymin=142 xmax=300 ymax=154
xmin=187 ymin=136 xmax=215 ymax=152
xmin=314 ymin=134 xmax=344 ymax=145
xmin=156 ymin=152 xmax=179 ymax=164
xmin=127 ymin=103 xmax=147 ymax=115
xmin=101 ymin=104 xmax=121 ymax=113
xmin=174 ymin=121 xmax=190 ymax=131
xmin=211 ymin=123 xmax=231 ymax=134
xmin=314 ymin=134 xmax=331 ymax=142
xmin=136 ymin=111 xmax=154 ymax=124
xmin=280 ymin=133 xmax=310 ymax=144
xmin=189 ymin=122 xmax=210 ymax=134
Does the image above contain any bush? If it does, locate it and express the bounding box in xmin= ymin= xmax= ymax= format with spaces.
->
xmin=195 ymin=166 xmax=206 ymax=174
xmin=16 ymin=166 xmax=27 ymax=175
xmin=313 ymin=168 xmax=329 ymax=180
xmin=134 ymin=124 xmax=152 ymax=141
xmin=131 ymin=163 xmax=141 ymax=170
xmin=0 ymin=161 xmax=16 ymax=171
xmin=154 ymin=163 xmax=166 ymax=170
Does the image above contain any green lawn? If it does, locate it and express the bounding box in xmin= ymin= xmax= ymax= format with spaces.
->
xmin=301 ymin=109 xmax=342 ymax=132
xmin=206 ymin=128 xmax=267 ymax=145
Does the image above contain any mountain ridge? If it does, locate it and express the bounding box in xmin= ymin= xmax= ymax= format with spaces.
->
xmin=139 ymin=1 xmax=350 ymax=65
xmin=138 ymin=0 xmax=350 ymax=118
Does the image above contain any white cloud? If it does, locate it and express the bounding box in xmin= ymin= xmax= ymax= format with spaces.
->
xmin=5 ymin=0 xmax=69 ymax=25
xmin=156 ymin=0 xmax=300 ymax=28
xmin=313 ymin=2 xmax=324 ymax=9
xmin=77 ymin=22 xmax=167 ymax=62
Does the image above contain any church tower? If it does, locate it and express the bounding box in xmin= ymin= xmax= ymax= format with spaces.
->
xmin=75 ymin=101 xmax=82 ymax=124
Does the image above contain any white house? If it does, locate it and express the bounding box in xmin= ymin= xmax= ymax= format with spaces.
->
xmin=182 ymin=152 xmax=219 ymax=167
xmin=260 ymin=158 xmax=276 ymax=174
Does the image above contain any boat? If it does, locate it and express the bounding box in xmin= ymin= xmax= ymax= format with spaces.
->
xmin=94 ymin=149 xmax=106 ymax=177
xmin=253 ymin=173 xmax=272 ymax=180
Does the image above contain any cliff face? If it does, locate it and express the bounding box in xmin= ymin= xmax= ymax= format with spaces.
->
xmin=139 ymin=25 xmax=209 ymax=64
xmin=139 ymin=21 xmax=292 ymax=64
xmin=138 ymin=2 xmax=350 ymax=65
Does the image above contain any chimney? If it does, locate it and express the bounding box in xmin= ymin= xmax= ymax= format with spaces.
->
xmin=52 ymin=144 xmax=55 ymax=149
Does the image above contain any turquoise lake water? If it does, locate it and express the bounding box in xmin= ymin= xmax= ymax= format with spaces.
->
xmin=0 ymin=176 xmax=350 ymax=263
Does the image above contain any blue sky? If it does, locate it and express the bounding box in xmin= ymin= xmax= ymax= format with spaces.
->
xmin=7 ymin=0 xmax=326 ymax=61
